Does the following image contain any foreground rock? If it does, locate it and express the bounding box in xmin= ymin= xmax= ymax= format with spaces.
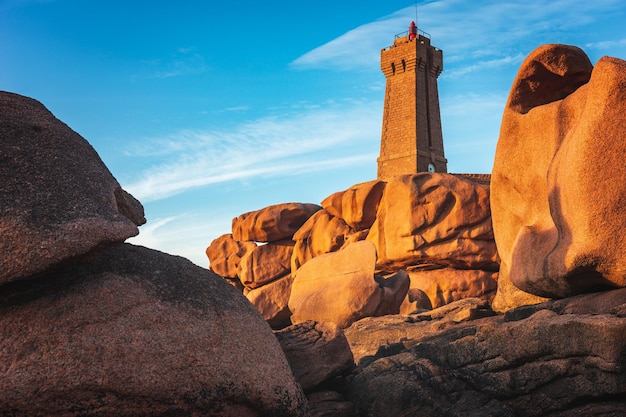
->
xmin=491 ymin=44 xmax=626 ymax=311
xmin=275 ymin=321 xmax=354 ymax=391
xmin=0 ymin=244 xmax=308 ymax=416
xmin=346 ymin=289 xmax=626 ymax=416
xmin=0 ymin=91 xmax=145 ymax=285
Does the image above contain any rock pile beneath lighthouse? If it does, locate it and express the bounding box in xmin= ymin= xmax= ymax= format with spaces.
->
xmin=207 ymin=173 xmax=499 ymax=329
xmin=206 ymin=44 xmax=626 ymax=417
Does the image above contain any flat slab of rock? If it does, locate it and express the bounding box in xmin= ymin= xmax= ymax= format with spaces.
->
xmin=0 ymin=92 xmax=145 ymax=285
xmin=0 ymin=243 xmax=308 ymax=416
xmin=347 ymin=290 xmax=626 ymax=416
xmin=232 ymin=202 xmax=321 ymax=242
xmin=345 ymin=298 xmax=493 ymax=365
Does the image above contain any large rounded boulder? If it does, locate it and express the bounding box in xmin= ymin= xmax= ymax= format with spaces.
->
xmin=491 ymin=45 xmax=626 ymax=311
xmin=0 ymin=243 xmax=308 ymax=416
xmin=0 ymin=91 xmax=145 ymax=285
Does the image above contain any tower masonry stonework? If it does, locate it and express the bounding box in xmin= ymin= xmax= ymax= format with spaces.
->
xmin=377 ymin=23 xmax=448 ymax=180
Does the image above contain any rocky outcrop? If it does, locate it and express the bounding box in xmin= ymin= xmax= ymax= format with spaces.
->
xmin=0 ymin=244 xmax=308 ymax=416
xmin=491 ymin=44 xmax=626 ymax=311
xmin=400 ymin=268 xmax=498 ymax=313
xmin=291 ymin=210 xmax=358 ymax=273
xmin=238 ymin=239 xmax=294 ymax=289
xmin=288 ymin=241 xmax=409 ymax=328
xmin=208 ymin=173 xmax=498 ymax=328
xmin=0 ymin=93 xmax=308 ymax=416
xmin=0 ymin=91 xmax=145 ymax=285
xmin=345 ymin=290 xmax=626 ymax=417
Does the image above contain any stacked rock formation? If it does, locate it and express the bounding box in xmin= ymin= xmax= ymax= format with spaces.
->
xmin=207 ymin=174 xmax=499 ymax=329
xmin=0 ymin=92 xmax=308 ymax=416
xmin=207 ymin=44 xmax=626 ymax=416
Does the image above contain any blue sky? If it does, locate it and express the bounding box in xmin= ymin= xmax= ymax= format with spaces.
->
xmin=2 ymin=0 xmax=625 ymax=267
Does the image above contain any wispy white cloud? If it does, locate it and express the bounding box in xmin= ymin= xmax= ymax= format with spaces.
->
xmin=442 ymin=54 xmax=525 ymax=79
xmin=126 ymin=213 xmax=220 ymax=267
xmin=585 ymin=38 xmax=626 ymax=51
xmin=138 ymin=47 xmax=207 ymax=79
xmin=290 ymin=0 xmax=625 ymax=76
xmin=223 ymin=105 xmax=251 ymax=112
xmin=122 ymin=101 xmax=381 ymax=202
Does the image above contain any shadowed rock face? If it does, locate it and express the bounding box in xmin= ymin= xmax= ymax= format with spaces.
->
xmin=0 ymin=91 xmax=145 ymax=285
xmin=0 ymin=243 xmax=308 ymax=417
xmin=491 ymin=45 xmax=626 ymax=311
xmin=346 ymin=290 xmax=626 ymax=417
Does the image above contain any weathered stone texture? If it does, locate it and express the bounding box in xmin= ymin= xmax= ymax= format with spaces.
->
xmin=206 ymin=233 xmax=256 ymax=278
xmin=321 ymin=180 xmax=385 ymax=230
xmin=288 ymin=241 xmax=409 ymax=328
xmin=232 ymin=202 xmax=321 ymax=242
xmin=0 ymin=244 xmax=308 ymax=417
xmin=246 ymin=274 xmax=294 ymax=329
xmin=0 ymin=91 xmax=145 ymax=285
xmin=346 ymin=290 xmax=626 ymax=417
xmin=275 ymin=320 xmax=354 ymax=391
xmin=491 ymin=44 xmax=626 ymax=311
xmin=401 ymin=268 xmax=498 ymax=312
xmin=367 ymin=173 xmax=498 ymax=272
xmin=238 ymin=240 xmax=294 ymax=289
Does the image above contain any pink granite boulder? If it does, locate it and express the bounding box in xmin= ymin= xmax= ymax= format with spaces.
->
xmin=0 ymin=92 xmax=145 ymax=285
xmin=232 ymin=202 xmax=321 ymax=242
xmin=0 ymin=243 xmax=308 ymax=416
xmin=491 ymin=45 xmax=626 ymax=311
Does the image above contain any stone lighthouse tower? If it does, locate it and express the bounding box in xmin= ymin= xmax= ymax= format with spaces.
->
xmin=377 ymin=22 xmax=447 ymax=180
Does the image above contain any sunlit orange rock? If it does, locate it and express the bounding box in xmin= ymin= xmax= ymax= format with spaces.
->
xmin=246 ymin=274 xmax=294 ymax=329
xmin=290 ymin=210 xmax=356 ymax=273
xmin=238 ymin=240 xmax=294 ymax=289
xmin=366 ymin=173 xmax=498 ymax=272
xmin=288 ymin=241 xmax=409 ymax=328
xmin=491 ymin=44 xmax=626 ymax=311
xmin=232 ymin=202 xmax=321 ymax=243
xmin=206 ymin=233 xmax=256 ymax=278
xmin=321 ymin=180 xmax=386 ymax=231
xmin=399 ymin=268 xmax=498 ymax=314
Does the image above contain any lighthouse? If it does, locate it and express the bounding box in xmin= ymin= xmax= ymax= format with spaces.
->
xmin=377 ymin=22 xmax=447 ymax=180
